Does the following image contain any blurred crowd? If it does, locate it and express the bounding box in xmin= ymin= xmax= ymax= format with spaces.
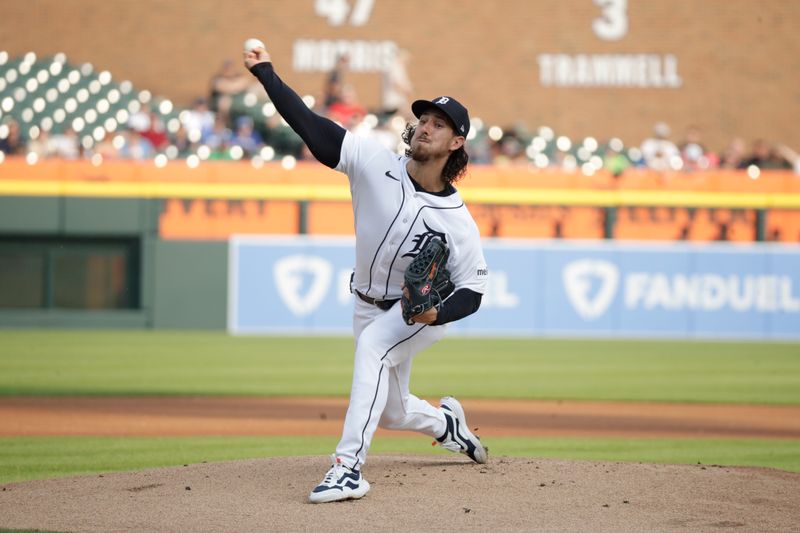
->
xmin=1 ymin=50 xmax=798 ymax=177
xmin=473 ymin=120 xmax=800 ymax=177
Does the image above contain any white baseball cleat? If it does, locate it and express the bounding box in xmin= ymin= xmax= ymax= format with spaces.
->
xmin=308 ymin=454 xmax=371 ymax=503
xmin=436 ymin=396 xmax=488 ymax=464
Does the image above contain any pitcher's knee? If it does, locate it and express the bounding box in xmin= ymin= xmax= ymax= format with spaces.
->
xmin=355 ymin=338 xmax=401 ymax=369
xmin=378 ymin=411 xmax=410 ymax=430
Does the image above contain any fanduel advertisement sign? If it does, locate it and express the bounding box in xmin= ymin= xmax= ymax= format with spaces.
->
xmin=228 ymin=237 xmax=800 ymax=339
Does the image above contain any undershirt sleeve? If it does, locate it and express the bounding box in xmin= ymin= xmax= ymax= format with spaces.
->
xmin=249 ymin=62 xmax=346 ymax=169
xmin=433 ymin=288 xmax=483 ymax=325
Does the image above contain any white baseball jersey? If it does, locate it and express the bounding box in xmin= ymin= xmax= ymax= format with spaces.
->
xmin=337 ymin=131 xmax=488 ymax=300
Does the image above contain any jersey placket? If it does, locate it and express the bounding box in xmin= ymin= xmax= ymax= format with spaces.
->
xmin=372 ymin=185 xmax=420 ymax=299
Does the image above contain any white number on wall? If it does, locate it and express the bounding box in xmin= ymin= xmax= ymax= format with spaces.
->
xmin=592 ymin=0 xmax=628 ymax=41
xmin=314 ymin=0 xmax=375 ymax=26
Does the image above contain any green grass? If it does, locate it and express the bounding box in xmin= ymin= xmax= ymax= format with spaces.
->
xmin=0 ymin=331 xmax=798 ymax=404
xmin=0 ymin=330 xmax=798 ymax=483
xmin=0 ymin=436 xmax=339 ymax=484
xmin=1 ymin=435 xmax=798 ymax=484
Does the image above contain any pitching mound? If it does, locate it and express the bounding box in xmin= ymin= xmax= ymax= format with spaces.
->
xmin=1 ymin=455 xmax=798 ymax=532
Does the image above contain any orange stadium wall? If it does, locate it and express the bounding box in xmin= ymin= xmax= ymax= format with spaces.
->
xmin=1 ymin=158 xmax=799 ymax=242
xmin=161 ymin=199 xmax=800 ymax=243
xmin=1 ymin=0 xmax=799 ymax=151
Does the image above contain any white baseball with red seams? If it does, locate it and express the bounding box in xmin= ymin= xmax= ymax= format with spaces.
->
xmin=333 ymin=130 xmax=488 ymax=471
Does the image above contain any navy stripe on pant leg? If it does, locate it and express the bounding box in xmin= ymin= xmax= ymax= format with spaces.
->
xmin=351 ymin=324 xmax=427 ymax=470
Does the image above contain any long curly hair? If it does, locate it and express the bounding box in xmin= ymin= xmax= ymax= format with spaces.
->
xmin=401 ymin=124 xmax=469 ymax=184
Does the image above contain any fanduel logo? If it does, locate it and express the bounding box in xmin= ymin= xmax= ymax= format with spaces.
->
xmin=273 ymin=255 xmax=333 ymax=316
xmin=625 ymin=273 xmax=800 ymax=312
xmin=562 ymin=259 xmax=800 ymax=319
xmin=562 ymin=259 xmax=620 ymax=320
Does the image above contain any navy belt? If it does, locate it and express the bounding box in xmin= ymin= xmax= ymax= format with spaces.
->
xmin=355 ymin=290 xmax=399 ymax=311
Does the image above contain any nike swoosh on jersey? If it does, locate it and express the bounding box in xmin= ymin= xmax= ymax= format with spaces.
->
xmin=384 ymin=170 xmax=399 ymax=181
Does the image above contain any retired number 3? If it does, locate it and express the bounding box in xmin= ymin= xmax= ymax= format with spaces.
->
xmin=592 ymin=0 xmax=628 ymax=41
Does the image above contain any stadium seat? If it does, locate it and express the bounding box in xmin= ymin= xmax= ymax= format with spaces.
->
xmin=0 ymin=51 xmax=182 ymax=153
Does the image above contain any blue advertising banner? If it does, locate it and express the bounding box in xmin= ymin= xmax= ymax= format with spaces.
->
xmin=228 ymin=236 xmax=800 ymax=340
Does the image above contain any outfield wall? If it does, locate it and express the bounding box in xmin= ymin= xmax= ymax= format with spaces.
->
xmin=0 ymin=195 xmax=227 ymax=329
xmin=229 ymin=237 xmax=800 ymax=340
xmin=1 ymin=162 xmax=799 ymax=332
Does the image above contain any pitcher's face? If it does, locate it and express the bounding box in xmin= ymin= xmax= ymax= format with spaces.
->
xmin=409 ymin=110 xmax=464 ymax=162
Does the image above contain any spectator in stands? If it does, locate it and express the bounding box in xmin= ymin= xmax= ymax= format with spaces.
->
xmin=171 ymin=123 xmax=195 ymax=157
xmin=640 ymin=122 xmax=680 ymax=171
xmin=140 ymin=110 xmax=169 ymax=150
xmin=205 ymin=116 xmax=233 ymax=152
xmin=181 ymin=97 xmax=215 ymax=144
xmin=380 ymin=48 xmax=413 ymax=119
xmin=0 ymin=119 xmax=24 ymax=155
xmin=323 ymin=54 xmax=349 ymax=109
xmin=719 ymin=137 xmax=747 ymax=169
xmin=464 ymin=131 xmax=493 ymax=165
xmin=93 ymin=134 xmax=119 ymax=160
xmin=127 ymin=103 xmax=152 ymax=133
xmin=50 ymin=126 xmax=80 ymax=160
xmin=118 ymin=129 xmax=155 ymax=160
xmin=261 ymin=113 xmax=304 ymax=158
xmin=679 ymin=125 xmax=718 ymax=171
xmin=603 ymin=145 xmax=631 ymax=177
xmin=739 ymin=139 xmax=793 ymax=170
xmin=209 ymin=59 xmax=256 ymax=125
xmin=26 ymin=130 xmax=53 ymax=159
xmin=492 ymin=135 xmax=527 ymax=167
xmin=327 ymin=84 xmax=367 ymax=130
xmin=230 ymin=115 xmax=264 ymax=157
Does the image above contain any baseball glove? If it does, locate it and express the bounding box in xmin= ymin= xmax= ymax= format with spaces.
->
xmin=401 ymin=237 xmax=455 ymax=325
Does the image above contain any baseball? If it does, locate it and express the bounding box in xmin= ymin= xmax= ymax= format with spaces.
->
xmin=244 ymin=38 xmax=265 ymax=53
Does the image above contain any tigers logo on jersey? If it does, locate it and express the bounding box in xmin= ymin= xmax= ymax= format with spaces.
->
xmin=402 ymin=221 xmax=447 ymax=259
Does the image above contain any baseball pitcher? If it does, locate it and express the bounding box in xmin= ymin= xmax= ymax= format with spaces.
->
xmin=244 ymin=40 xmax=489 ymax=504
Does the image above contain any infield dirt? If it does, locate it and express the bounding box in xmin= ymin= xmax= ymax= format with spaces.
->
xmin=2 ymin=396 xmax=800 ymax=438
xmin=1 ymin=455 xmax=799 ymax=532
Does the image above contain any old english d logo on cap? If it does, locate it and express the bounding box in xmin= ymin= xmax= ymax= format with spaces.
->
xmin=411 ymin=96 xmax=470 ymax=137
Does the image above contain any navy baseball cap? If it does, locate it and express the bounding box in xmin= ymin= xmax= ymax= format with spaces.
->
xmin=411 ymin=96 xmax=470 ymax=137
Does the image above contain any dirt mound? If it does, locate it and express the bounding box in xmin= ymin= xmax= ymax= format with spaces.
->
xmin=1 ymin=455 xmax=798 ymax=532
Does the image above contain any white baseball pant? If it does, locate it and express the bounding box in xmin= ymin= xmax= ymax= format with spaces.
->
xmin=335 ymin=296 xmax=449 ymax=470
